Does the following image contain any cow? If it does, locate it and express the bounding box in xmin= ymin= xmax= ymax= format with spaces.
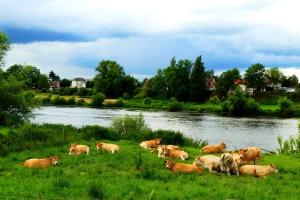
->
xmin=157 ymin=145 xmax=180 ymax=157
xmin=23 ymin=156 xmax=60 ymax=168
xmin=193 ymin=155 xmax=221 ymax=173
xmin=139 ymin=138 xmax=161 ymax=149
xmin=239 ymin=164 xmax=278 ymax=178
xmin=69 ymin=143 xmax=90 ymax=155
xmin=164 ymin=160 xmax=204 ymax=174
xmin=96 ymin=142 xmax=120 ymax=154
xmin=220 ymin=153 xmax=239 ymax=176
xmin=201 ymin=143 xmax=226 ymax=154
xmin=159 ymin=147 xmax=189 ymax=160
xmin=238 ymin=147 xmax=261 ymax=165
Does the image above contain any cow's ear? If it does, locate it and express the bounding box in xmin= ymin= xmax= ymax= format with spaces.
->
xmin=270 ymin=164 xmax=276 ymax=168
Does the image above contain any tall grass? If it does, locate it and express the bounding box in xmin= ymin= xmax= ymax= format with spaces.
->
xmin=277 ymin=123 xmax=300 ymax=154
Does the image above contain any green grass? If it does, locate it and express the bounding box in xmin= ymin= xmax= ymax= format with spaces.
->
xmin=0 ymin=127 xmax=10 ymax=136
xmin=1 ymin=139 xmax=300 ymax=200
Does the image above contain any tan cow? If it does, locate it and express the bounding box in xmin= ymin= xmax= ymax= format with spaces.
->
xmin=193 ymin=155 xmax=221 ymax=173
xmin=202 ymin=143 xmax=226 ymax=154
xmin=69 ymin=143 xmax=90 ymax=155
xmin=238 ymin=147 xmax=261 ymax=165
xmin=239 ymin=164 xmax=278 ymax=178
xmin=139 ymin=138 xmax=161 ymax=149
xmin=160 ymin=148 xmax=189 ymax=160
xmin=165 ymin=160 xmax=204 ymax=174
xmin=220 ymin=153 xmax=239 ymax=176
xmin=23 ymin=156 xmax=60 ymax=168
xmin=157 ymin=145 xmax=180 ymax=157
xmin=96 ymin=142 xmax=120 ymax=154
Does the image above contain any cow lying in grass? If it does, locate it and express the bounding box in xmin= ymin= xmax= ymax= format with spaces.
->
xmin=193 ymin=155 xmax=221 ymax=173
xmin=96 ymin=142 xmax=120 ymax=154
xmin=220 ymin=153 xmax=239 ymax=176
xmin=69 ymin=144 xmax=90 ymax=155
xmin=239 ymin=164 xmax=278 ymax=178
xmin=202 ymin=142 xmax=226 ymax=154
xmin=23 ymin=156 xmax=60 ymax=168
xmin=139 ymin=138 xmax=161 ymax=149
xmin=165 ymin=160 xmax=204 ymax=174
xmin=158 ymin=147 xmax=189 ymax=160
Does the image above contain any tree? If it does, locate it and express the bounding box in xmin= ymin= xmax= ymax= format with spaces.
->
xmin=244 ymin=63 xmax=266 ymax=93
xmin=266 ymin=67 xmax=283 ymax=89
xmin=49 ymin=70 xmax=60 ymax=81
xmin=189 ymin=56 xmax=207 ymax=102
xmin=93 ymin=60 xmax=126 ymax=98
xmin=0 ymin=32 xmax=10 ymax=65
xmin=216 ymin=68 xmax=241 ymax=98
xmin=86 ymin=80 xmax=94 ymax=88
xmin=21 ymin=65 xmax=41 ymax=88
xmin=36 ymin=74 xmax=50 ymax=91
xmin=60 ymin=78 xmax=71 ymax=88
xmin=282 ymin=74 xmax=299 ymax=87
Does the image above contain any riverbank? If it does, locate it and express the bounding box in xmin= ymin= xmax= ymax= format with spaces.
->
xmin=35 ymin=93 xmax=300 ymax=118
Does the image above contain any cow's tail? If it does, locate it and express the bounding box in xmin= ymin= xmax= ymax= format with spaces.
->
xmin=260 ymin=148 xmax=276 ymax=154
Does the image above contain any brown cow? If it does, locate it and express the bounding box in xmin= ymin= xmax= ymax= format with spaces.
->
xmin=238 ymin=147 xmax=261 ymax=165
xmin=157 ymin=145 xmax=180 ymax=157
xmin=201 ymin=143 xmax=226 ymax=154
xmin=23 ymin=156 xmax=60 ymax=168
xmin=165 ymin=160 xmax=204 ymax=174
xmin=96 ymin=142 xmax=120 ymax=154
xmin=193 ymin=155 xmax=221 ymax=173
xmin=69 ymin=144 xmax=90 ymax=155
xmin=139 ymin=138 xmax=161 ymax=149
xmin=160 ymin=148 xmax=189 ymax=160
xmin=239 ymin=164 xmax=278 ymax=178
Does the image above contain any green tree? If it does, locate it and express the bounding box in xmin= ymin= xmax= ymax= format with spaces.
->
xmin=189 ymin=56 xmax=207 ymax=102
xmin=60 ymin=78 xmax=71 ymax=88
xmin=36 ymin=74 xmax=50 ymax=91
xmin=216 ymin=68 xmax=241 ymax=98
xmin=21 ymin=65 xmax=41 ymax=88
xmin=0 ymin=32 xmax=10 ymax=65
xmin=282 ymin=74 xmax=299 ymax=87
xmin=244 ymin=63 xmax=266 ymax=93
xmin=266 ymin=67 xmax=283 ymax=89
xmin=93 ymin=60 xmax=126 ymax=98
xmin=49 ymin=70 xmax=60 ymax=81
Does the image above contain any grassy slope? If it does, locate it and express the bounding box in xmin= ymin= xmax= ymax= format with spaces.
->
xmin=1 ymin=140 xmax=300 ymax=200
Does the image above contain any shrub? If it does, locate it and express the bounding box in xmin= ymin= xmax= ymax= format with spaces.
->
xmin=77 ymin=88 xmax=92 ymax=97
xmin=42 ymin=94 xmax=52 ymax=105
xmin=143 ymin=97 xmax=152 ymax=105
xmin=52 ymin=96 xmax=67 ymax=105
xmin=277 ymin=96 xmax=295 ymax=117
xmin=209 ymin=96 xmax=221 ymax=104
xmin=67 ymin=97 xmax=76 ymax=105
xmin=122 ymin=92 xmax=131 ymax=100
xmin=221 ymin=100 xmax=231 ymax=113
xmin=80 ymin=125 xmax=117 ymax=141
xmin=167 ymin=97 xmax=182 ymax=112
xmin=91 ymin=92 xmax=106 ymax=107
xmin=76 ymin=98 xmax=86 ymax=106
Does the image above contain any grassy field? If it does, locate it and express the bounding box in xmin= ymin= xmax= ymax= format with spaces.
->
xmin=1 ymin=139 xmax=300 ymax=200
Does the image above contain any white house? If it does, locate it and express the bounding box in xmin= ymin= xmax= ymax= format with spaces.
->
xmin=71 ymin=78 xmax=86 ymax=88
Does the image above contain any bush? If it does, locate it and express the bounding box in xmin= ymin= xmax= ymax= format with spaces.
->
xmin=221 ymin=88 xmax=259 ymax=116
xmin=42 ymin=94 xmax=52 ymax=105
xmin=209 ymin=96 xmax=221 ymax=104
xmin=52 ymin=96 xmax=68 ymax=105
xmin=67 ymin=97 xmax=76 ymax=105
xmin=143 ymin=97 xmax=152 ymax=105
xmin=112 ymin=113 xmax=150 ymax=140
xmin=76 ymin=98 xmax=86 ymax=106
xmin=278 ymin=96 xmax=295 ymax=117
xmin=77 ymin=88 xmax=92 ymax=97
xmin=80 ymin=126 xmax=117 ymax=141
xmin=91 ymin=92 xmax=106 ymax=107
xmin=122 ymin=92 xmax=131 ymax=100
xmin=167 ymin=97 xmax=182 ymax=112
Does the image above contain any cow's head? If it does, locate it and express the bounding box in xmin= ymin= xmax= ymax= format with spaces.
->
xmin=69 ymin=143 xmax=77 ymax=155
xmin=193 ymin=156 xmax=201 ymax=166
xmin=220 ymin=142 xmax=227 ymax=149
xmin=164 ymin=160 xmax=174 ymax=169
xmin=95 ymin=143 xmax=103 ymax=150
xmin=270 ymin=164 xmax=278 ymax=174
xmin=238 ymin=149 xmax=248 ymax=159
xmin=50 ymin=156 xmax=60 ymax=165
xmin=154 ymin=138 xmax=161 ymax=145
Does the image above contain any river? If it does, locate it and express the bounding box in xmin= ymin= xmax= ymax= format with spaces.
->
xmin=32 ymin=106 xmax=298 ymax=150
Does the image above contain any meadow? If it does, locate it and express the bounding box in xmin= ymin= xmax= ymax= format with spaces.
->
xmin=1 ymin=140 xmax=300 ymax=200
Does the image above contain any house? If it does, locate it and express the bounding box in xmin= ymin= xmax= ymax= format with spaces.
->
xmin=50 ymin=80 xmax=60 ymax=91
xmin=206 ymin=77 xmax=216 ymax=91
xmin=71 ymin=78 xmax=86 ymax=88
xmin=233 ymin=79 xmax=254 ymax=95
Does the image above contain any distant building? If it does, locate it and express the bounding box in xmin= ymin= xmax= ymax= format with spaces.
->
xmin=71 ymin=78 xmax=86 ymax=88
xmin=206 ymin=77 xmax=216 ymax=91
xmin=233 ymin=79 xmax=254 ymax=95
xmin=50 ymin=80 xmax=60 ymax=91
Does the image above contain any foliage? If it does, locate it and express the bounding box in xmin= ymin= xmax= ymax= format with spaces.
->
xmin=60 ymin=78 xmax=71 ymax=88
xmin=215 ymin=68 xmax=241 ymax=98
xmin=36 ymin=74 xmax=50 ymax=91
xmin=277 ymin=96 xmax=295 ymax=117
xmin=277 ymin=123 xmax=300 ymax=154
xmin=143 ymin=97 xmax=152 ymax=105
xmin=209 ymin=96 xmax=221 ymax=104
xmin=0 ymin=32 xmax=10 ymax=65
xmin=266 ymin=67 xmax=283 ymax=88
xmin=282 ymin=74 xmax=299 ymax=87
xmin=221 ymin=88 xmax=260 ymax=116
xmin=189 ymin=56 xmax=207 ymax=102
xmin=167 ymin=97 xmax=182 ymax=112
xmin=91 ymin=92 xmax=106 ymax=107
xmin=49 ymin=70 xmax=60 ymax=81
xmin=77 ymin=88 xmax=92 ymax=97
xmin=244 ymin=63 xmax=266 ymax=93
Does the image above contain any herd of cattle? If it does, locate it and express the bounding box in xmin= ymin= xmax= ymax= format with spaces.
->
xmin=22 ymin=139 xmax=278 ymax=178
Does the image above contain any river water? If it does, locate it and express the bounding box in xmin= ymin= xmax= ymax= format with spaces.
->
xmin=32 ymin=106 xmax=298 ymax=150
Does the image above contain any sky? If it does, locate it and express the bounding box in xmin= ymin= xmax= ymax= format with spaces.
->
xmin=1 ymin=0 xmax=300 ymax=79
